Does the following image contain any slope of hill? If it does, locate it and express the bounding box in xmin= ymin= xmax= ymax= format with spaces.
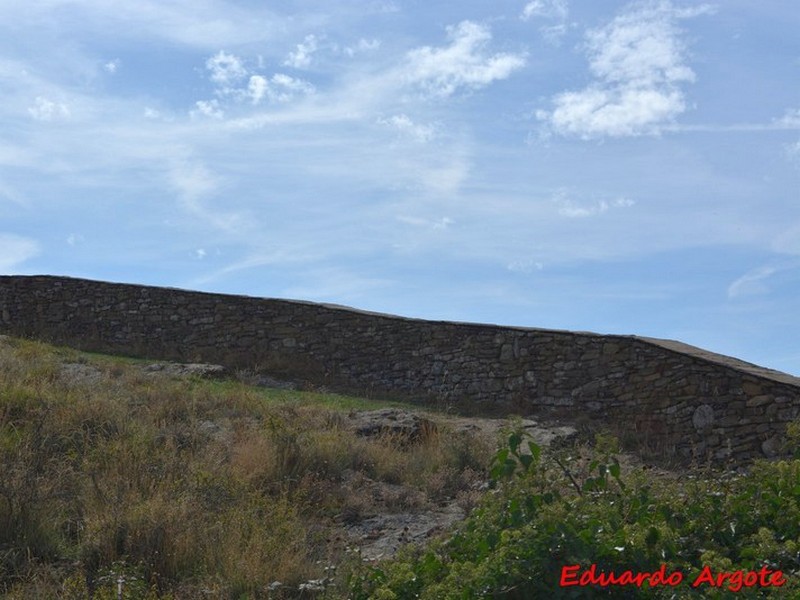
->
xmin=0 ymin=335 xmax=536 ymax=598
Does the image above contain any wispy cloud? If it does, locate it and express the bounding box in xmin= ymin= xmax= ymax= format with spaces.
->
xmin=248 ymin=74 xmax=315 ymax=104
xmin=206 ymin=51 xmax=248 ymax=89
xmin=552 ymin=189 xmax=635 ymax=218
xmin=727 ymin=264 xmax=796 ymax=299
xmin=520 ymin=0 xmax=570 ymax=44
xmin=197 ymin=50 xmax=315 ymax=115
xmin=284 ymin=34 xmax=319 ymax=69
xmin=778 ymin=108 xmax=800 ymax=128
xmin=405 ymin=21 xmax=527 ymax=98
xmin=3 ymin=0 xmax=285 ymax=48
xmin=103 ymin=59 xmax=120 ymax=74
xmin=521 ymin=0 xmax=568 ymax=21
xmin=396 ymin=215 xmax=453 ymax=230
xmin=66 ymin=233 xmax=85 ymax=246
xmin=0 ymin=181 xmax=28 ymax=207
xmin=0 ymin=234 xmax=40 ymax=272
xmin=378 ymin=114 xmax=437 ymax=143
xmin=507 ymin=258 xmax=544 ymax=273
xmin=28 ymin=96 xmax=70 ymax=121
xmin=282 ymin=267 xmax=395 ymax=304
xmin=538 ymin=1 xmax=713 ymax=138
xmin=191 ymin=99 xmax=224 ymax=119
xmin=344 ymin=38 xmax=381 ymax=57
xmin=168 ymin=160 xmax=249 ymax=234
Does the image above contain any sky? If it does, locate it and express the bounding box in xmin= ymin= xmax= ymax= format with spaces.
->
xmin=1 ymin=0 xmax=799 ymax=375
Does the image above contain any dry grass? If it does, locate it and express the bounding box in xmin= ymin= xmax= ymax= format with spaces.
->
xmin=0 ymin=337 xmax=495 ymax=598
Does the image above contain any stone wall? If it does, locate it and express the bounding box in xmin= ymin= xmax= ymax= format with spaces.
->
xmin=1 ymin=275 xmax=799 ymax=464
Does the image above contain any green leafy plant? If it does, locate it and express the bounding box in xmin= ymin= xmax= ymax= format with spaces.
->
xmin=349 ymin=432 xmax=800 ymax=599
xmin=489 ymin=429 xmax=541 ymax=483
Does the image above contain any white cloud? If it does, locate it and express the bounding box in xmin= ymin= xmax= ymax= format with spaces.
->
xmin=778 ymin=109 xmax=800 ymax=168
xmin=282 ymin=267 xmax=394 ymax=304
xmin=0 ymin=234 xmax=39 ymax=272
xmin=0 ymin=181 xmax=27 ymax=207
xmin=266 ymin=73 xmax=314 ymax=102
xmin=66 ymin=233 xmax=84 ymax=246
xmin=247 ymin=75 xmax=269 ymax=104
xmin=169 ymin=161 xmax=219 ymax=201
xmin=507 ymin=258 xmax=544 ymax=273
xmin=200 ymin=48 xmax=315 ymax=109
xmin=553 ymin=189 xmax=635 ymax=218
xmin=248 ymin=73 xmax=315 ymax=104
xmin=28 ymin=96 xmax=70 ymax=121
xmin=397 ymin=215 xmax=453 ymax=230
xmin=344 ymin=38 xmax=381 ymax=57
xmin=728 ymin=265 xmax=779 ymax=298
xmin=103 ymin=59 xmax=120 ymax=74
xmin=168 ymin=160 xmax=247 ymax=234
xmin=379 ymin=114 xmax=436 ymax=143
xmin=538 ymin=0 xmax=707 ymax=138
xmin=191 ymin=248 xmax=323 ymax=287
xmin=405 ymin=21 xmax=527 ymax=97
xmin=284 ymin=34 xmax=319 ymax=69
xmin=191 ymin=99 xmax=224 ymax=119
xmin=419 ymin=154 xmax=470 ymax=196
xmin=5 ymin=0 xmax=284 ymax=49
xmin=521 ymin=0 xmax=570 ymax=44
xmin=778 ymin=108 xmax=800 ymax=128
xmin=206 ymin=50 xmax=247 ymax=88
xmin=521 ymin=0 xmax=568 ymax=21
xmin=541 ymin=23 xmax=569 ymax=45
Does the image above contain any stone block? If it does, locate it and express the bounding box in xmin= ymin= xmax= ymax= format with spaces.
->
xmin=746 ymin=395 xmax=772 ymax=408
xmin=742 ymin=381 xmax=763 ymax=396
xmin=692 ymin=404 xmax=714 ymax=431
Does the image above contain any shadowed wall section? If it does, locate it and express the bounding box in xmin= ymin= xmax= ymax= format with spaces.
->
xmin=1 ymin=275 xmax=798 ymax=464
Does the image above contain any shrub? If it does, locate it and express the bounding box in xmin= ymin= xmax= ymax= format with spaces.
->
xmin=349 ymin=431 xmax=800 ymax=599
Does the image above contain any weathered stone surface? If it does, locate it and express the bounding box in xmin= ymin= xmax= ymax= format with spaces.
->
xmin=349 ymin=409 xmax=437 ymax=443
xmin=746 ymin=395 xmax=772 ymax=408
xmin=692 ymin=405 xmax=715 ymax=431
xmin=1 ymin=275 xmax=799 ymax=466
xmin=762 ymin=436 xmax=783 ymax=458
xmin=144 ymin=362 xmax=227 ymax=379
xmin=60 ymin=362 xmax=107 ymax=385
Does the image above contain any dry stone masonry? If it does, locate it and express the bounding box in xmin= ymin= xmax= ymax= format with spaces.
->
xmin=1 ymin=275 xmax=799 ymax=465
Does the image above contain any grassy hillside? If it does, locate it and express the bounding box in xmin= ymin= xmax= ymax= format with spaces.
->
xmin=0 ymin=336 xmax=493 ymax=598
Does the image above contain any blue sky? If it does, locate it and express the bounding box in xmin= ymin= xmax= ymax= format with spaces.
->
xmin=2 ymin=0 xmax=799 ymax=375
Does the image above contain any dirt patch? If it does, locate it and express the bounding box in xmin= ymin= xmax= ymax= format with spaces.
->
xmin=335 ymin=413 xmax=578 ymax=560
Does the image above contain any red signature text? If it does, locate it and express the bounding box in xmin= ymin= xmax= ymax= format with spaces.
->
xmin=560 ymin=564 xmax=786 ymax=592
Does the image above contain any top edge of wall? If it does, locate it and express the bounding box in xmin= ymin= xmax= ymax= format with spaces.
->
xmin=2 ymin=274 xmax=799 ymax=389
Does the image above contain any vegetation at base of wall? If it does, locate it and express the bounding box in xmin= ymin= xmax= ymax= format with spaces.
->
xmin=348 ymin=430 xmax=800 ymax=598
xmin=0 ymin=337 xmax=493 ymax=598
xmin=4 ymin=335 xmax=800 ymax=599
